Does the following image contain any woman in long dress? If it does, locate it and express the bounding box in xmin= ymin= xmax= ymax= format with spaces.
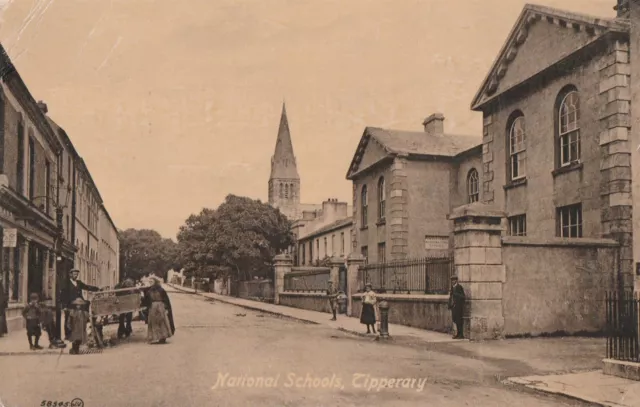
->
xmin=360 ymin=284 xmax=379 ymax=334
xmin=143 ymin=277 xmax=175 ymax=344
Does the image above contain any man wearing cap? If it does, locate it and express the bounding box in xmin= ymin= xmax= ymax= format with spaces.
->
xmin=448 ymin=275 xmax=466 ymax=339
xmin=59 ymin=269 xmax=100 ymax=340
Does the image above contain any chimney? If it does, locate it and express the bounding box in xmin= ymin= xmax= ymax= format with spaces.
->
xmin=615 ymin=0 xmax=630 ymax=18
xmin=37 ymin=101 xmax=48 ymax=114
xmin=423 ymin=113 xmax=444 ymax=136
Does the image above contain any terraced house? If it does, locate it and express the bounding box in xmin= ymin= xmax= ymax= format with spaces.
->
xmin=0 ymin=45 xmax=120 ymax=333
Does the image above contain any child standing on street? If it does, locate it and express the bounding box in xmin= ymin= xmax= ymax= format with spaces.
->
xmin=69 ymin=298 xmax=89 ymax=354
xmin=21 ymin=293 xmax=42 ymax=350
xmin=39 ymin=298 xmax=66 ymax=349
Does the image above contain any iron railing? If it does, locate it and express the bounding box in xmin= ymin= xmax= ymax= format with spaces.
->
xmin=284 ymin=269 xmax=330 ymax=293
xmin=606 ymin=291 xmax=640 ymax=362
xmin=361 ymin=257 xmax=453 ymax=294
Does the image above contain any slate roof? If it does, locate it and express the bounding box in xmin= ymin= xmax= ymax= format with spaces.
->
xmin=299 ymin=217 xmax=353 ymax=241
xmin=366 ymin=127 xmax=481 ymax=157
xmin=346 ymin=126 xmax=481 ymax=180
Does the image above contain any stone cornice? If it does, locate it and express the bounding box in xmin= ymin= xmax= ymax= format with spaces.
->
xmin=346 ymin=128 xmax=394 ymax=180
xmin=0 ymin=186 xmax=58 ymax=238
xmin=347 ymin=155 xmax=394 ymax=181
xmin=471 ymin=4 xmax=628 ymax=111
xmin=0 ymin=46 xmax=62 ymax=154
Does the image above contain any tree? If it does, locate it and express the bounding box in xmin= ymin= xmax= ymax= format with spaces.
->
xmin=177 ymin=194 xmax=294 ymax=281
xmin=119 ymin=229 xmax=179 ymax=280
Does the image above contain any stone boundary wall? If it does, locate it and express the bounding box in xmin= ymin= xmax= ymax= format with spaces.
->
xmin=350 ymin=293 xmax=450 ymax=333
xmin=502 ymin=236 xmax=619 ymax=336
xmin=279 ymin=292 xmax=332 ymax=313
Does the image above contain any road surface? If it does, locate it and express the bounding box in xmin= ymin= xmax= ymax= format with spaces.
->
xmin=0 ymin=287 xmax=593 ymax=407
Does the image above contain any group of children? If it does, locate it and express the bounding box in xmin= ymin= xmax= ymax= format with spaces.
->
xmin=21 ymin=292 xmax=90 ymax=354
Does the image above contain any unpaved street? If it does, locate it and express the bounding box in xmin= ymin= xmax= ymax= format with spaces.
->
xmin=0 ymin=289 xmax=594 ymax=407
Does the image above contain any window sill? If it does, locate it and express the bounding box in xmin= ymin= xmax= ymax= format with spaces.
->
xmin=503 ymin=178 xmax=527 ymax=190
xmin=376 ymin=219 xmax=386 ymax=226
xmin=552 ymin=161 xmax=583 ymax=177
xmin=360 ymin=226 xmax=369 ymax=231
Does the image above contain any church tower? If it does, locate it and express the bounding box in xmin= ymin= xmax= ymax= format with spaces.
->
xmin=268 ymin=102 xmax=300 ymax=220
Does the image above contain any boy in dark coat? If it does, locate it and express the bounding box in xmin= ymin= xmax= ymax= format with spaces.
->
xmin=22 ymin=293 xmax=42 ymax=350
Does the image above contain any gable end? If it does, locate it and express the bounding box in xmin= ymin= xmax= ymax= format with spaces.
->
xmin=471 ymin=4 xmax=627 ymax=111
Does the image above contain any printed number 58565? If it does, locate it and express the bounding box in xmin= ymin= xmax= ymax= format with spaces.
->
xmin=41 ymin=398 xmax=84 ymax=407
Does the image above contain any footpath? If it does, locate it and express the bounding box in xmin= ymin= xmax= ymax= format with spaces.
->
xmin=167 ymin=283 xmax=456 ymax=342
xmin=168 ymin=283 xmax=640 ymax=407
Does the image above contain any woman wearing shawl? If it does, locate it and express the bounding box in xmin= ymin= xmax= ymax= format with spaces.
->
xmin=360 ymin=284 xmax=380 ymax=334
xmin=142 ymin=277 xmax=175 ymax=344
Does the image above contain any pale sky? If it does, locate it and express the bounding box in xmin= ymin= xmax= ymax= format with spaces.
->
xmin=0 ymin=0 xmax=615 ymax=239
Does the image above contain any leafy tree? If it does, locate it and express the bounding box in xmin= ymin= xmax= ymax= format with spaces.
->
xmin=119 ymin=229 xmax=179 ymax=280
xmin=177 ymin=194 xmax=294 ymax=281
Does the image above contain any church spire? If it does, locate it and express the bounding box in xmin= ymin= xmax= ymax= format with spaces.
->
xmin=270 ymin=102 xmax=300 ymax=179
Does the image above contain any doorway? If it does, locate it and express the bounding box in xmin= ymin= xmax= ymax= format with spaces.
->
xmin=27 ymin=243 xmax=44 ymax=298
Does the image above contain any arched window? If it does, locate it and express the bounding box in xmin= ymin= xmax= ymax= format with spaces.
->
xmin=508 ymin=113 xmax=526 ymax=180
xmin=284 ymin=184 xmax=289 ymax=199
xmin=279 ymin=183 xmax=283 ymax=198
xmin=290 ymin=183 xmax=294 ymax=198
xmin=377 ymin=177 xmax=385 ymax=221
xmin=557 ymin=88 xmax=580 ymax=166
xmin=467 ymin=169 xmax=479 ymax=203
xmin=361 ymin=185 xmax=368 ymax=226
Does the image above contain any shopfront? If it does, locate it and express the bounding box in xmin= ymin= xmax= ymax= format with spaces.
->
xmin=0 ymin=184 xmax=58 ymax=332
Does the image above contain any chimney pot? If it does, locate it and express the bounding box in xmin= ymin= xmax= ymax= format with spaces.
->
xmin=37 ymin=101 xmax=48 ymax=114
xmin=423 ymin=113 xmax=445 ymax=135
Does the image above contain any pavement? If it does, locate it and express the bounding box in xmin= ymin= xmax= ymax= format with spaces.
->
xmin=167 ymin=283 xmax=457 ymax=343
xmin=0 ymin=284 xmax=630 ymax=407
xmin=506 ymin=371 xmax=640 ymax=407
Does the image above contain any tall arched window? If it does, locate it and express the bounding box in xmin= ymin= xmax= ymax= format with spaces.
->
xmin=557 ymin=87 xmax=580 ymax=167
xmin=467 ymin=168 xmax=479 ymax=203
xmin=279 ymin=183 xmax=283 ymax=198
xmin=361 ymin=185 xmax=368 ymax=227
xmin=508 ymin=113 xmax=526 ymax=181
xmin=377 ymin=177 xmax=385 ymax=221
xmin=290 ymin=183 xmax=294 ymax=198
xmin=285 ymin=184 xmax=289 ymax=199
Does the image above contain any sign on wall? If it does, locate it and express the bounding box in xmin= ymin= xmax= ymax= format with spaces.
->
xmin=424 ymin=235 xmax=449 ymax=251
xmin=3 ymin=228 xmax=17 ymax=248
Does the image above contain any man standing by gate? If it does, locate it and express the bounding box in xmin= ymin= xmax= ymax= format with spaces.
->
xmin=326 ymin=281 xmax=339 ymax=321
xmin=448 ymin=275 xmax=466 ymax=339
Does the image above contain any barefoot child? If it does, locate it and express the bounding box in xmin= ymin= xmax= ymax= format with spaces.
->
xmin=21 ymin=293 xmax=42 ymax=350
xmin=69 ymin=298 xmax=89 ymax=354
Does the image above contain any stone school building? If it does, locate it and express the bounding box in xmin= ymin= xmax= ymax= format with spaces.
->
xmin=341 ymin=2 xmax=637 ymax=340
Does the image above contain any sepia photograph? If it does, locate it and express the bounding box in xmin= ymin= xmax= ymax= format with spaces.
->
xmin=0 ymin=0 xmax=640 ymax=405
